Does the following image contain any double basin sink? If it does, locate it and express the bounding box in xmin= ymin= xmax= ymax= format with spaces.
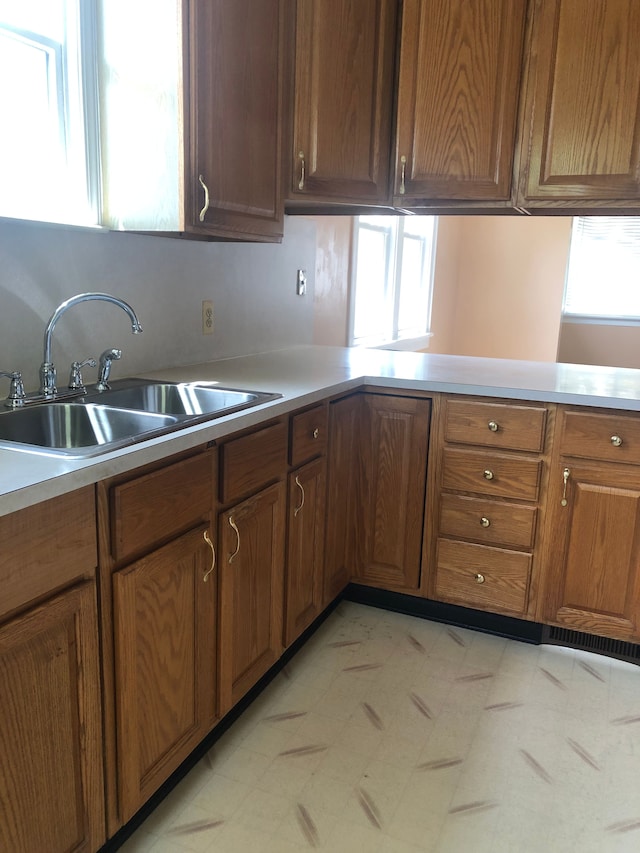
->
xmin=0 ymin=380 xmax=281 ymax=458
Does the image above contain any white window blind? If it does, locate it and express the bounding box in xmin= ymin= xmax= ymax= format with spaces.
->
xmin=563 ymin=217 xmax=640 ymax=319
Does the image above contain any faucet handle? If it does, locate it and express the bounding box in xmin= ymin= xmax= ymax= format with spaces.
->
xmin=68 ymin=358 xmax=97 ymax=391
xmin=0 ymin=370 xmax=26 ymax=408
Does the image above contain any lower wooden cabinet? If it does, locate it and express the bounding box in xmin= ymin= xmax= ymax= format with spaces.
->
xmin=112 ymin=524 xmax=217 ymax=823
xmin=0 ymin=582 xmax=104 ymax=853
xmin=218 ymin=482 xmax=286 ymax=714
xmin=284 ymin=457 xmax=327 ymax=646
xmin=358 ymin=393 xmax=431 ymax=591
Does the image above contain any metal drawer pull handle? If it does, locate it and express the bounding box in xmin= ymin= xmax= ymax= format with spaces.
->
xmin=483 ymin=469 xmax=494 ymax=481
xmin=475 ymin=573 xmax=485 ymax=584
xmin=399 ymin=155 xmax=407 ymax=194
xmin=298 ymin=151 xmax=306 ymax=190
xmin=294 ymin=475 xmax=305 ymax=517
xmin=228 ymin=516 xmax=240 ymax=563
xmin=198 ymin=174 xmax=210 ymax=222
xmin=480 ymin=517 xmax=490 ymax=528
xmin=561 ymin=467 xmax=570 ymax=506
xmin=488 ymin=421 xmax=499 ymax=432
xmin=312 ymin=427 xmax=319 ymax=439
xmin=611 ymin=435 xmax=623 ymax=447
xmin=203 ymin=530 xmax=216 ymax=582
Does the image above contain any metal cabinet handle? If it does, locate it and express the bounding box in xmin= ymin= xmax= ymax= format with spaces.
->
xmin=483 ymin=469 xmax=494 ymax=481
xmin=475 ymin=573 xmax=485 ymax=584
xmin=480 ymin=517 xmax=490 ymax=528
xmin=611 ymin=435 xmax=623 ymax=447
xmin=228 ymin=516 xmax=240 ymax=563
xmin=561 ymin=467 xmax=570 ymax=507
xmin=399 ymin=155 xmax=407 ymax=194
xmin=294 ymin=475 xmax=305 ymax=517
xmin=298 ymin=151 xmax=305 ymax=190
xmin=312 ymin=427 xmax=319 ymax=439
xmin=488 ymin=421 xmax=499 ymax=432
xmin=198 ymin=174 xmax=210 ymax=222
xmin=203 ymin=530 xmax=216 ymax=582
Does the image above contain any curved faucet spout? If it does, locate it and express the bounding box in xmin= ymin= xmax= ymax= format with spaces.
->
xmin=40 ymin=292 xmax=143 ymax=396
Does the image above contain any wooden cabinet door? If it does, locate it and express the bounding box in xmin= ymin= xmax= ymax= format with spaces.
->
xmin=113 ymin=524 xmax=217 ymax=823
xmin=358 ymin=394 xmax=431 ymax=591
xmin=394 ymin=0 xmax=527 ymax=204
xmin=284 ymin=458 xmax=327 ymax=647
xmin=183 ymin=0 xmax=284 ymax=241
xmin=0 ymin=583 xmax=104 ymax=853
xmin=289 ymin=0 xmax=396 ymax=204
xmin=218 ymin=482 xmax=286 ymax=714
xmin=324 ymin=394 xmax=362 ymax=604
xmin=542 ymin=462 xmax=640 ymax=640
xmin=518 ymin=0 xmax=640 ymax=208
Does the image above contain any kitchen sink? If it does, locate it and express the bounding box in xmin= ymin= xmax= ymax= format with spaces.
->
xmin=0 ymin=403 xmax=179 ymax=458
xmin=85 ymin=381 xmax=277 ymax=419
xmin=0 ymin=380 xmax=281 ymax=457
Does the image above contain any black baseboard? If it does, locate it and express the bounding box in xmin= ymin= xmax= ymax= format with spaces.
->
xmin=344 ymin=583 xmax=544 ymax=645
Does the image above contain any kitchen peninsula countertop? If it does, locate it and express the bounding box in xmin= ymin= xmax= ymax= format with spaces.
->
xmin=3 ymin=345 xmax=640 ymax=517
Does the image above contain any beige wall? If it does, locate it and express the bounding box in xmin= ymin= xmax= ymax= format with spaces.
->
xmin=557 ymin=322 xmax=640 ymax=368
xmin=311 ymin=216 xmax=352 ymax=346
xmin=444 ymin=216 xmax=572 ymax=361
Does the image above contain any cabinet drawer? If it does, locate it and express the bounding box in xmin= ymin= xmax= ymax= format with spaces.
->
xmin=290 ymin=404 xmax=328 ymax=467
xmin=111 ymin=453 xmax=213 ymax=562
xmin=444 ymin=399 xmax=547 ymax=452
xmin=220 ymin=420 xmax=288 ymax=503
xmin=442 ymin=448 xmax=541 ymax=501
xmin=439 ymin=493 xmax=537 ymax=550
xmin=435 ymin=539 xmax=531 ymax=615
xmin=0 ymin=486 xmax=96 ymax=621
xmin=560 ymin=410 xmax=640 ymax=464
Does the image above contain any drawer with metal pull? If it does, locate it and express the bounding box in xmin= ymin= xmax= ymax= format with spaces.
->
xmin=435 ymin=538 xmax=531 ymax=616
xmin=439 ymin=493 xmax=537 ymax=550
xmin=444 ymin=399 xmax=547 ymax=452
xmin=441 ymin=447 xmax=541 ymax=501
xmin=290 ymin=404 xmax=328 ymax=467
xmin=560 ymin=410 xmax=640 ymax=464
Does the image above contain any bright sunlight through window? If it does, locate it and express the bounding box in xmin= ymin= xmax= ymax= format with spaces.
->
xmin=563 ymin=217 xmax=640 ymax=321
xmin=350 ymin=215 xmax=437 ymax=349
xmin=0 ymin=0 xmax=99 ymax=226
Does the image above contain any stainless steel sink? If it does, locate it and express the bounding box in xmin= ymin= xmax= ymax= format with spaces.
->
xmin=87 ymin=382 xmax=271 ymax=418
xmin=0 ymin=403 xmax=179 ymax=458
xmin=0 ymin=380 xmax=281 ymax=457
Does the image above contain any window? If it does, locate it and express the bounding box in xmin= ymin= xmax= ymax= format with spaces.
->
xmin=563 ymin=217 xmax=640 ymax=321
xmin=0 ymin=0 xmax=100 ymax=226
xmin=350 ymin=215 xmax=437 ymax=348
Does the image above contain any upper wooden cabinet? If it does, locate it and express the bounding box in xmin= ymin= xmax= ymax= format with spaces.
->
xmin=394 ymin=0 xmax=528 ymax=206
xmin=287 ymin=0 xmax=397 ymax=205
xmin=517 ymin=0 xmax=640 ymax=209
xmin=183 ymin=0 xmax=285 ymax=240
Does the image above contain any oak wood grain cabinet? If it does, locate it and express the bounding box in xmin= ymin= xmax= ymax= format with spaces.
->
xmin=426 ymin=396 xmax=552 ymax=619
xmin=286 ymin=0 xmax=397 ymax=205
xmin=284 ymin=404 xmax=329 ymax=646
xmin=394 ymin=0 xmax=528 ymax=207
xmin=540 ymin=407 xmax=640 ymax=641
xmin=217 ymin=422 xmax=288 ymax=714
xmin=0 ymin=488 xmax=104 ymax=853
xmin=516 ymin=0 xmax=640 ymax=210
xmin=357 ymin=393 xmax=431 ymax=592
xmin=97 ymin=450 xmax=216 ymax=831
xmin=183 ymin=0 xmax=285 ymax=240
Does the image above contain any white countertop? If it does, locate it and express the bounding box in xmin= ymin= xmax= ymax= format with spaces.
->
xmin=3 ymin=345 xmax=640 ymax=517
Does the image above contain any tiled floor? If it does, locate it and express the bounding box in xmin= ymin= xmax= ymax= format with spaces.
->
xmin=119 ymin=602 xmax=640 ymax=852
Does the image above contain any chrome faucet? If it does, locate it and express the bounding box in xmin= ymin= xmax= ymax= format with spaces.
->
xmin=39 ymin=293 xmax=142 ymax=396
xmin=0 ymin=370 xmax=26 ymax=408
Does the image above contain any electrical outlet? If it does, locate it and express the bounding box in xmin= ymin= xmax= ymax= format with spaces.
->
xmin=202 ymin=300 xmax=214 ymax=335
xmin=296 ymin=269 xmax=307 ymax=296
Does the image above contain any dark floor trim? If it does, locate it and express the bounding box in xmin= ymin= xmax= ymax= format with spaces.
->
xmin=344 ymin=583 xmax=544 ymax=645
